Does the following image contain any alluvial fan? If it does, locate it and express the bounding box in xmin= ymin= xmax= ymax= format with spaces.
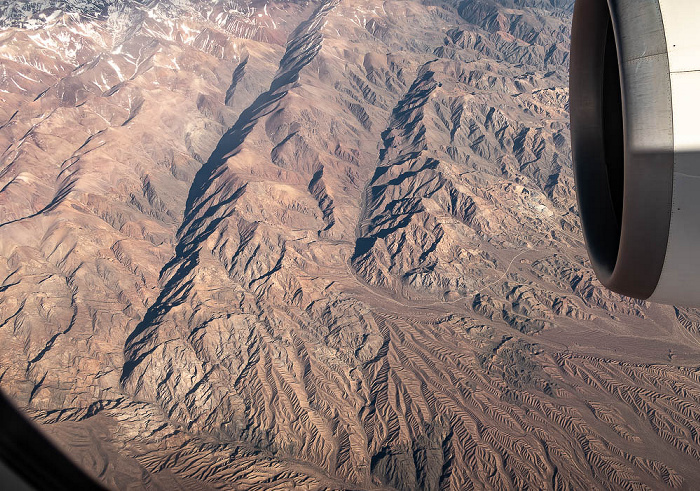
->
xmin=1 ymin=0 xmax=700 ymax=489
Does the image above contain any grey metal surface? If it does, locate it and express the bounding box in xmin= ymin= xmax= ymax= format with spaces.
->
xmin=570 ymin=0 xmax=674 ymax=300
xmin=648 ymin=1 xmax=700 ymax=306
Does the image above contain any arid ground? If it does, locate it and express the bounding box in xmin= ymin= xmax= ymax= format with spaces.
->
xmin=1 ymin=0 xmax=700 ymax=489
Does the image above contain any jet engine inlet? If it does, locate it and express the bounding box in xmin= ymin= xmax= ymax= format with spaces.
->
xmin=569 ymin=0 xmax=700 ymax=305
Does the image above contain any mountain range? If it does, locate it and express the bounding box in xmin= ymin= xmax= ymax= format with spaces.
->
xmin=1 ymin=0 xmax=700 ymax=489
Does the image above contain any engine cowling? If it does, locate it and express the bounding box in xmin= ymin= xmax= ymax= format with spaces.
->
xmin=570 ymin=0 xmax=700 ymax=306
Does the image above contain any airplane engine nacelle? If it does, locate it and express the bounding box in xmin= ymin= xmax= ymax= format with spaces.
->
xmin=570 ymin=0 xmax=700 ymax=306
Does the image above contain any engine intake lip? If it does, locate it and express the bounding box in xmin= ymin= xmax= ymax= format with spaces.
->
xmin=570 ymin=0 xmax=674 ymax=300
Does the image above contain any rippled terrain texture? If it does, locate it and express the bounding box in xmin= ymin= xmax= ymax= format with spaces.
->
xmin=2 ymin=0 xmax=700 ymax=488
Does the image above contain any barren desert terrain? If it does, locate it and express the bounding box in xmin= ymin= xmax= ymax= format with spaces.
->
xmin=1 ymin=0 xmax=700 ymax=489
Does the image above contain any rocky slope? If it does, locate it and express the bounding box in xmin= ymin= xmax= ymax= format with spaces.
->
xmin=1 ymin=0 xmax=700 ymax=489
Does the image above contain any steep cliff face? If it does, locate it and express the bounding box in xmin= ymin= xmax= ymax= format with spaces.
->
xmin=2 ymin=1 xmax=700 ymax=489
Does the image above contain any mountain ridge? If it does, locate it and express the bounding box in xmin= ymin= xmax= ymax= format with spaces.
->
xmin=2 ymin=0 xmax=700 ymax=489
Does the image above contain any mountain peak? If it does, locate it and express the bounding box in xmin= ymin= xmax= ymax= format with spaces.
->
xmin=0 ymin=1 xmax=112 ymax=28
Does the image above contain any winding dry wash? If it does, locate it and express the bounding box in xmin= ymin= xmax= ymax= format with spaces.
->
xmin=1 ymin=0 xmax=700 ymax=489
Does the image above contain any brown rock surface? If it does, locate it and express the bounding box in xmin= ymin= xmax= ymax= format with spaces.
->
xmin=1 ymin=0 xmax=700 ymax=489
